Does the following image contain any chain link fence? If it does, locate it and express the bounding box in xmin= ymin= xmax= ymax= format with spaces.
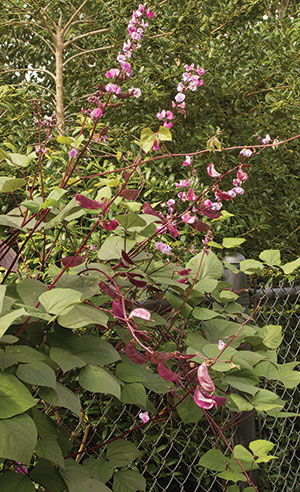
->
xmin=76 ymin=280 xmax=299 ymax=492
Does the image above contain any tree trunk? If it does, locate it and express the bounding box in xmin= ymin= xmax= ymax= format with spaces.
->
xmin=55 ymin=24 xmax=64 ymax=134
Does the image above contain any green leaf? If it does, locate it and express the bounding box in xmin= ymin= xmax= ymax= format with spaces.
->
xmin=0 ymin=414 xmax=37 ymax=464
xmin=106 ymin=439 xmax=140 ymax=467
xmin=5 ymin=345 xmax=48 ymax=363
xmin=254 ymin=361 xmax=278 ymax=380
xmin=79 ymin=365 xmax=121 ymax=399
xmin=157 ymin=126 xmax=172 ymax=141
xmin=49 ymin=347 xmax=86 ymax=372
xmin=217 ymin=470 xmax=245 ymax=482
xmin=83 ymin=458 xmax=114 ymax=484
xmin=219 ymin=290 xmax=239 ymax=301
xmin=98 ymin=236 xmax=136 ymax=261
xmin=30 ymin=459 xmax=66 ymax=492
xmin=113 ymin=470 xmax=146 ymax=492
xmin=116 ymin=213 xmax=146 ymax=229
xmin=31 ymin=408 xmax=58 ymax=440
xmin=140 ymin=128 xmax=156 ymax=153
xmin=61 ymin=460 xmax=113 ymax=492
xmin=39 ymin=288 xmax=83 ymax=315
xmin=249 ymin=389 xmax=285 ymax=412
xmin=260 ymin=325 xmax=282 ymax=349
xmin=186 ymin=250 xmax=223 ymax=281
xmin=194 ymin=278 xmax=218 ymax=293
xmin=0 ymin=472 xmax=35 ymax=492
xmin=57 ymin=135 xmax=74 ymax=145
xmin=16 ymin=361 xmax=57 ymax=389
xmin=116 ymin=363 xmax=146 ymax=383
xmin=192 ymin=307 xmax=224 ymax=320
xmin=36 ymin=437 xmax=64 ymax=467
xmin=6 ymin=152 xmax=37 ymax=168
xmin=16 ymin=279 xmax=48 ymax=306
xmin=277 ymin=364 xmax=300 ymax=388
xmin=198 ymin=449 xmax=230 ymax=471
xmin=70 ymin=335 xmax=120 ymax=365
xmin=233 ymin=445 xmax=254 ymax=463
xmin=226 ymin=486 xmax=240 ymax=492
xmin=222 ymin=237 xmax=246 ymax=248
xmin=165 ymin=291 xmax=192 ymax=318
xmin=249 ymin=439 xmax=275 ymax=457
xmin=0 ymin=285 xmax=6 ymax=313
xmin=0 ymin=214 xmax=24 ymax=230
xmin=0 ymin=177 xmax=26 ymax=192
xmin=0 ymin=372 xmax=35 ymax=418
xmin=0 ymin=308 xmax=27 ymax=338
xmin=259 ymin=249 xmax=281 ymax=266
xmin=281 ymin=258 xmax=300 ymax=274
xmin=39 ymin=382 xmax=81 ymax=417
xmin=239 ymin=259 xmax=264 ymax=274
xmin=229 ymin=394 xmax=254 ymax=412
xmin=121 ymin=382 xmax=147 ymax=407
xmin=58 ymin=303 xmax=108 ymax=329
xmin=224 ymin=370 xmax=259 ymax=395
xmin=176 ymin=395 xmax=203 ymax=423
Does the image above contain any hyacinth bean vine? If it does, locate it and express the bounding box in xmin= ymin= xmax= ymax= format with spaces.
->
xmin=0 ymin=3 xmax=300 ymax=492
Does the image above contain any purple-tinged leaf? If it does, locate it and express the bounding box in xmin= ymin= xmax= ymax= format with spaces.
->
xmin=150 ymin=352 xmax=173 ymax=364
xmin=113 ymin=299 xmax=125 ymax=319
xmin=197 ymin=363 xmax=215 ymax=393
xmin=129 ymin=308 xmax=151 ymax=320
xmin=134 ymin=330 xmax=152 ymax=342
xmin=121 ymin=250 xmax=135 ymax=265
xmin=125 ymin=341 xmax=146 ymax=364
xmin=102 ymin=220 xmax=118 ymax=231
xmin=199 ymin=204 xmax=222 ymax=219
xmin=191 ymin=220 xmax=210 ymax=232
xmin=168 ymin=224 xmax=179 ymax=238
xmin=99 ymin=281 xmax=121 ymax=299
xmin=61 ymin=255 xmax=86 ymax=267
xmin=75 ymin=194 xmax=105 ymax=210
xmin=0 ymin=239 xmax=18 ymax=272
xmin=158 ymin=363 xmax=179 ymax=382
xmin=128 ymin=274 xmax=147 ymax=287
xmin=121 ymin=188 xmax=140 ymax=200
xmin=142 ymin=202 xmax=161 ymax=218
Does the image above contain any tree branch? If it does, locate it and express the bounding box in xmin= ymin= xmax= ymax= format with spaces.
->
xmin=0 ymin=67 xmax=56 ymax=82
xmin=63 ymin=45 xmax=115 ymax=67
xmin=63 ymin=0 xmax=89 ymax=36
xmin=64 ymin=28 xmax=111 ymax=48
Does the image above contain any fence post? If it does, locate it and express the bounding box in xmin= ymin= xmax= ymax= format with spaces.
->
xmin=224 ymin=253 xmax=259 ymax=491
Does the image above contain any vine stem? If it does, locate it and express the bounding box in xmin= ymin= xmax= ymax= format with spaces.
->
xmin=203 ymin=409 xmax=260 ymax=492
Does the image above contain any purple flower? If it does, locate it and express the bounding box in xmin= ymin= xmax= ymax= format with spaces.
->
xmin=139 ymin=411 xmax=150 ymax=423
xmin=69 ymin=148 xmax=78 ymax=159
xmin=175 ymin=92 xmax=185 ymax=103
xmin=218 ymin=340 xmax=225 ymax=350
xmin=262 ymin=134 xmax=271 ymax=144
xmin=240 ymin=148 xmax=252 ymax=158
xmin=155 ymin=241 xmax=172 ymax=255
xmin=91 ymin=108 xmax=103 ymax=120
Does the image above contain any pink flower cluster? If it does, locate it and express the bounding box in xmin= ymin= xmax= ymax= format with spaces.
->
xmin=82 ymin=5 xmax=154 ymax=120
xmin=155 ymin=63 xmax=205 ymax=131
xmin=155 ymin=241 xmax=172 ymax=255
xmin=194 ymin=363 xmax=226 ymax=410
